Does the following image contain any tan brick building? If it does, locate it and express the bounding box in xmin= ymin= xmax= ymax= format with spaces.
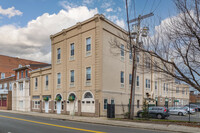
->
xmin=30 ymin=14 xmax=189 ymax=117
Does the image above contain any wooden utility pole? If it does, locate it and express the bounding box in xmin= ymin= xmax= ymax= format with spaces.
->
xmin=125 ymin=1 xmax=154 ymax=118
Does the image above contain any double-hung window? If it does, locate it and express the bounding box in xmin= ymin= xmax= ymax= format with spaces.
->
xmin=121 ymin=44 xmax=124 ymax=60
xmin=146 ymin=79 xmax=150 ymax=88
xmin=1 ymin=73 xmax=5 ymax=79
xmin=120 ymin=71 xmax=124 ymax=84
xmin=129 ymin=74 xmax=132 ymax=85
xmin=45 ymin=75 xmax=48 ymax=89
xmin=86 ymin=37 xmax=91 ymax=56
xmin=86 ymin=67 xmax=91 ymax=81
xmin=136 ymin=76 xmax=139 ymax=86
xmin=35 ymin=78 xmax=38 ymax=89
xmin=57 ymin=73 xmax=61 ymax=88
xmin=57 ymin=48 xmax=61 ymax=63
xmin=70 ymin=43 xmax=75 ymax=60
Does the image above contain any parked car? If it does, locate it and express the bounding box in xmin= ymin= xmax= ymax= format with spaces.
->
xmin=137 ymin=106 xmax=170 ymax=119
xmin=183 ymin=106 xmax=196 ymax=114
xmin=168 ymin=107 xmax=187 ymax=116
xmin=185 ymin=104 xmax=200 ymax=112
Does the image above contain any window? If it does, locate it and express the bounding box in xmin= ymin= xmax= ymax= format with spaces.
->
xmin=57 ymin=73 xmax=61 ymax=85
xmin=163 ymin=83 xmax=165 ymax=91
xmin=146 ymin=57 xmax=151 ymax=68
xmin=145 ymin=79 xmax=150 ymax=88
xmin=136 ymin=55 xmax=140 ymax=63
xmin=160 ymin=98 xmax=163 ymax=102
xmin=129 ymin=74 xmax=132 ymax=85
xmin=120 ymin=71 xmax=124 ymax=84
xmin=19 ymin=83 xmax=23 ymax=91
xmin=21 ymin=71 xmax=23 ymax=78
xmin=104 ymin=99 xmax=108 ymax=109
xmin=182 ymin=88 xmax=185 ymax=94
xmin=35 ymin=78 xmax=38 ymax=89
xmin=17 ymin=72 xmax=19 ymax=79
xmin=86 ymin=37 xmax=91 ymax=52
xmin=4 ymin=83 xmax=7 ymax=89
xmin=86 ymin=67 xmax=91 ymax=81
xmin=54 ymin=101 xmax=57 ymax=109
xmin=9 ymin=82 xmax=12 ymax=91
xmin=137 ymin=100 xmax=140 ymax=108
xmin=176 ymin=87 xmax=179 ymax=93
xmin=45 ymin=75 xmax=48 ymax=87
xmin=84 ymin=92 xmax=93 ymax=98
xmin=1 ymin=73 xmax=5 ymax=79
xmin=155 ymin=81 xmax=157 ymax=90
xmin=57 ymin=48 xmax=61 ymax=62
xmin=70 ymin=43 xmax=74 ymax=56
xmin=70 ymin=70 xmax=75 ymax=83
xmin=25 ymin=70 xmax=28 ymax=77
xmin=136 ymin=76 xmax=139 ymax=86
xmin=0 ymin=84 xmax=2 ymax=89
xmin=121 ymin=44 xmax=124 ymax=57
xmin=166 ymin=83 xmax=168 ymax=92
xmin=111 ymin=99 xmax=115 ymax=105
xmin=34 ymin=101 xmax=40 ymax=109
xmin=129 ymin=50 xmax=132 ymax=60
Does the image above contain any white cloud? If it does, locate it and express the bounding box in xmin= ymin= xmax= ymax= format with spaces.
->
xmin=83 ymin=0 xmax=93 ymax=4
xmin=0 ymin=6 xmax=98 ymax=63
xmin=116 ymin=19 xmax=125 ymax=29
xmin=0 ymin=6 xmax=22 ymax=18
xmin=106 ymin=8 xmax=113 ymax=12
xmin=107 ymin=15 xmax=126 ymax=29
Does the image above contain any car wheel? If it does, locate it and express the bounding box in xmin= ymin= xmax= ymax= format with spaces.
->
xmin=178 ymin=112 xmax=183 ymax=116
xmin=138 ymin=113 xmax=142 ymax=118
xmin=157 ymin=114 xmax=162 ymax=119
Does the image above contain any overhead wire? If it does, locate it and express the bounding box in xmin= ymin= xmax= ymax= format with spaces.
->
xmin=150 ymin=0 xmax=155 ymax=12
xmin=141 ymin=0 xmax=148 ymax=15
xmin=152 ymin=0 xmax=161 ymax=13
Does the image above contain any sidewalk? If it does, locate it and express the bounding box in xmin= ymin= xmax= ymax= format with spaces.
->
xmin=0 ymin=110 xmax=199 ymax=133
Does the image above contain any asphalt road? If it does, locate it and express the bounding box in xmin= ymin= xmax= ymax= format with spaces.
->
xmin=0 ymin=112 xmax=174 ymax=133
xmin=168 ymin=112 xmax=200 ymax=122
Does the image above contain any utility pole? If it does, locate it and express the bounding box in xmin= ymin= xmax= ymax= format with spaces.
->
xmin=127 ymin=9 xmax=154 ymax=118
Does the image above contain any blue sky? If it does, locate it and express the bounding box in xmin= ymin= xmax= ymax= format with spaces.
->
xmin=0 ymin=0 xmax=176 ymax=63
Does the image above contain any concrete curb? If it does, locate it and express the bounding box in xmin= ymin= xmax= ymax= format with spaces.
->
xmin=0 ymin=110 xmax=199 ymax=133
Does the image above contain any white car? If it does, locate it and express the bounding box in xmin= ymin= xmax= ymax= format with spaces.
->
xmin=183 ymin=106 xmax=196 ymax=114
xmin=168 ymin=107 xmax=187 ymax=116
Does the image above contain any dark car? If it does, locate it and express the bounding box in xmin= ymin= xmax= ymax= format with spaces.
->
xmin=137 ymin=106 xmax=170 ymax=119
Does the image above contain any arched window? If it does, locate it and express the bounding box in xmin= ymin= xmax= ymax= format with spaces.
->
xmin=69 ymin=93 xmax=76 ymax=99
xmin=84 ymin=92 xmax=93 ymax=98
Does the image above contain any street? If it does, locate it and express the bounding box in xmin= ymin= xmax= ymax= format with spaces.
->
xmin=168 ymin=112 xmax=200 ymax=122
xmin=0 ymin=112 xmax=174 ymax=133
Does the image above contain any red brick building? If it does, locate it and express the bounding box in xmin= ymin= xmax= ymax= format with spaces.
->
xmin=190 ymin=91 xmax=200 ymax=103
xmin=0 ymin=54 xmax=47 ymax=79
xmin=0 ymin=76 xmax=15 ymax=110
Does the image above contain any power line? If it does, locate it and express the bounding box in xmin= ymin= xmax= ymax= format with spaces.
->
xmin=152 ymin=0 xmax=161 ymax=13
xmin=141 ymin=0 xmax=148 ymax=15
xmin=150 ymin=0 xmax=155 ymax=12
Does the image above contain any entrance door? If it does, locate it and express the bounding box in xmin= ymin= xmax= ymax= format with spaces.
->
xmin=45 ymin=101 xmax=49 ymax=113
xmin=57 ymin=101 xmax=61 ymax=114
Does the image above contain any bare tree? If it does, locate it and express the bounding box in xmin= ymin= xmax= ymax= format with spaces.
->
xmin=137 ymin=0 xmax=200 ymax=91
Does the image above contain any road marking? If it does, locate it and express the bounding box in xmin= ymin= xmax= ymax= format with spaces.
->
xmin=0 ymin=115 xmax=106 ymax=133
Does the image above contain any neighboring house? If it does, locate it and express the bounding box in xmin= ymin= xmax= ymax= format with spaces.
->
xmin=190 ymin=91 xmax=200 ymax=103
xmin=12 ymin=64 xmax=50 ymax=112
xmin=0 ymin=54 xmax=47 ymax=79
xmin=29 ymin=14 xmax=189 ymax=117
xmin=0 ymin=76 xmax=15 ymax=110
